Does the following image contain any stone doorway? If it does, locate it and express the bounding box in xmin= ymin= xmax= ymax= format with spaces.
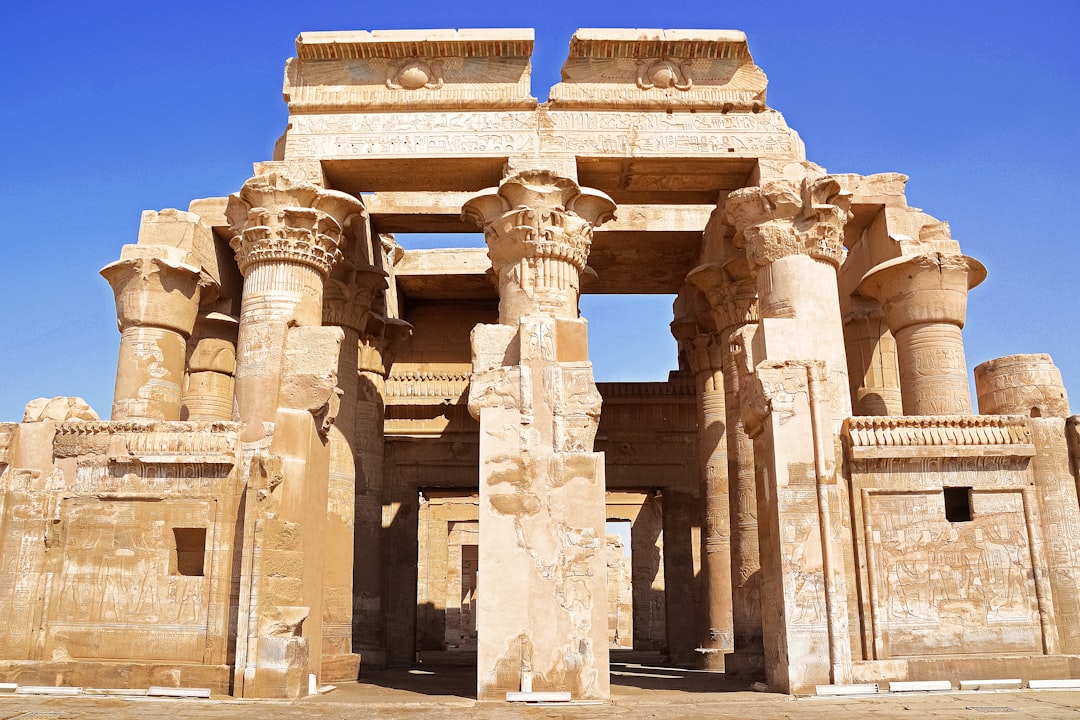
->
xmin=415 ymin=491 xmax=479 ymax=661
xmin=607 ymin=491 xmax=667 ymax=654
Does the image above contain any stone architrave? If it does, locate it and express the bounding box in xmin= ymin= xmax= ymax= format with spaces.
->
xmin=725 ymin=174 xmax=854 ymax=425
xmin=687 ymin=263 xmax=763 ymax=677
xmin=101 ymin=246 xmax=205 ymax=421
xmin=463 ymin=170 xmax=615 ymax=701
xmin=858 ymin=252 xmax=985 ymax=416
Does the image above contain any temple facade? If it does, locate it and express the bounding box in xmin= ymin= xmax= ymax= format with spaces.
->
xmin=1 ymin=28 xmax=1079 ymax=699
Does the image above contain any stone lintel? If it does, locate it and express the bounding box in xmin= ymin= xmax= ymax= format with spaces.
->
xmin=550 ymin=28 xmax=766 ymax=111
xmin=287 ymin=29 xmax=536 ymax=113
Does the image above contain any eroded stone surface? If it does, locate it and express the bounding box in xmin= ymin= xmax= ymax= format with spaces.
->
xmin=1 ymin=26 xmax=1078 ymax=704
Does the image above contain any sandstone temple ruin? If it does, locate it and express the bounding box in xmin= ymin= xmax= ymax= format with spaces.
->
xmin=1 ymin=28 xmax=1079 ymax=700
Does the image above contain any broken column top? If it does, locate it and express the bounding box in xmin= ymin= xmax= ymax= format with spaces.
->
xmin=286 ymin=28 xmax=537 ymax=112
xmin=548 ymin=28 xmax=767 ymax=111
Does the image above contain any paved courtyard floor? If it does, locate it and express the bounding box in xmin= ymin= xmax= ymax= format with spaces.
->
xmin=3 ymin=663 xmax=1080 ymax=719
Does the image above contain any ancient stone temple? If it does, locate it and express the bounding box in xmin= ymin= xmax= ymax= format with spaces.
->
xmin=2 ymin=27 xmax=1079 ymax=700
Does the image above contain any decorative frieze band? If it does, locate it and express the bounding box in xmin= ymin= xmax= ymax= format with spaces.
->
xmin=53 ymin=421 xmax=241 ymax=460
xmin=386 ymin=370 xmax=471 ymax=404
xmin=844 ymin=415 xmax=1034 ymax=459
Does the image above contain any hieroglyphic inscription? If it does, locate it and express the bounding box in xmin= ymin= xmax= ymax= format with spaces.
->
xmin=285 ymin=110 xmax=800 ymax=160
xmin=865 ymin=490 xmax=1040 ymax=657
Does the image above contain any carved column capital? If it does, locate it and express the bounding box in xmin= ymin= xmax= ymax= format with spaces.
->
xmin=100 ymin=253 xmax=204 ymax=336
xmin=686 ymin=263 xmax=759 ymax=335
xmin=358 ymin=316 xmax=413 ymax=377
xmin=322 ymin=269 xmax=390 ymax=334
xmin=462 ymin=171 xmax=615 ymax=321
xmin=226 ymin=172 xmax=366 ymax=278
xmin=858 ymin=252 xmax=986 ymax=330
xmin=725 ymin=175 xmax=853 ymax=270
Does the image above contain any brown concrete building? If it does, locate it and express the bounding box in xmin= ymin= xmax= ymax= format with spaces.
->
xmin=1 ymin=28 xmax=1079 ymax=701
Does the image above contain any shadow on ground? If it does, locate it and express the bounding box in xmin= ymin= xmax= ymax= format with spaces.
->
xmin=352 ymin=655 xmax=750 ymax=701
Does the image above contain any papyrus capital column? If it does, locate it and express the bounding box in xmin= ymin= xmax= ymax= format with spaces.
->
xmin=725 ymin=174 xmax=853 ymax=422
xmin=671 ymin=309 xmax=732 ymax=665
xmin=686 ymin=263 xmax=764 ymax=676
xmin=858 ymin=252 xmax=986 ymax=415
xmin=226 ymin=172 xmax=365 ymax=437
xmin=462 ymin=170 xmax=615 ymax=323
xmin=318 ymin=269 xmax=390 ymax=680
xmin=101 ymin=249 xmax=204 ymax=420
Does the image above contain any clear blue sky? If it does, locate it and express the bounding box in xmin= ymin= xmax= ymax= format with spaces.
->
xmin=1 ymin=1 xmax=1077 ymax=421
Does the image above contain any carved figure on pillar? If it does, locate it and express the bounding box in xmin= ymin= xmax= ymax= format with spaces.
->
xmin=462 ymin=171 xmax=616 ymax=701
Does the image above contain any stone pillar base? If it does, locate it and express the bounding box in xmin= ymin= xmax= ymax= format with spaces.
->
xmin=357 ymin=648 xmax=388 ymax=673
xmin=320 ymin=653 xmax=361 ymax=682
xmin=725 ymin=650 xmax=766 ymax=679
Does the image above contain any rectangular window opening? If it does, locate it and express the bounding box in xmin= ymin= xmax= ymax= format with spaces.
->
xmin=943 ymin=487 xmax=973 ymax=523
xmin=171 ymin=527 xmax=207 ymax=576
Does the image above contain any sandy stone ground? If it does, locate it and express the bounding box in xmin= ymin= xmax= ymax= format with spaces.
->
xmin=3 ymin=663 xmax=1080 ymax=719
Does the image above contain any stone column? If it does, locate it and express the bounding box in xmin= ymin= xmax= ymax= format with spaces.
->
xmin=318 ymin=270 xmax=387 ymax=681
xmin=353 ymin=313 xmax=411 ymax=671
xmin=975 ymin=353 xmax=1070 ymax=418
xmin=226 ymin=172 xmax=365 ymax=440
xmin=226 ymin=172 xmax=364 ymax=697
xmin=725 ymin=175 xmax=854 ymax=424
xmin=858 ymin=252 xmax=986 ymax=415
xmin=181 ymin=312 xmax=238 ymax=421
xmin=463 ymin=170 xmax=615 ymax=701
xmin=724 ymin=176 xmax=857 ymax=692
xmin=842 ymin=297 xmax=902 ymax=416
xmin=687 ymin=265 xmax=763 ymax=677
xmin=670 ymin=315 xmax=731 ymax=668
xmin=101 ymin=247 xmax=204 ymax=421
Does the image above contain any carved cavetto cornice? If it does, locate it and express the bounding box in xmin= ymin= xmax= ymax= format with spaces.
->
xmin=226 ymin=173 xmax=365 ymax=277
xmin=286 ymin=30 xmax=536 ymax=113
xmin=385 ymin=370 xmax=471 ymax=405
xmin=843 ymin=415 xmax=1035 ymax=459
xmin=725 ymin=175 xmax=853 ymax=270
xmin=53 ymin=420 xmax=241 ymax=460
xmin=549 ymin=29 xmax=767 ymax=111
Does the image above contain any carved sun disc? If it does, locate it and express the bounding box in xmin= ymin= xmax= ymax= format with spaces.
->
xmin=648 ymin=61 xmax=680 ymax=88
xmin=397 ymin=60 xmax=432 ymax=89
